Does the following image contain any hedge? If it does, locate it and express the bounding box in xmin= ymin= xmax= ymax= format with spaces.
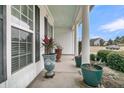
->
xmin=90 ymin=54 xmax=96 ymax=61
xmin=107 ymin=52 xmax=124 ymax=72
xmin=97 ymin=50 xmax=112 ymax=63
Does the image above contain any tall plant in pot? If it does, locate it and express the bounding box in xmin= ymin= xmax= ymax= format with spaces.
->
xmin=42 ymin=35 xmax=56 ymax=78
xmin=55 ymin=43 xmax=63 ymax=62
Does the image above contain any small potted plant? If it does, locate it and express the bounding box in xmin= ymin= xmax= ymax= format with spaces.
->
xmin=81 ymin=54 xmax=103 ymax=87
xmin=75 ymin=55 xmax=82 ymax=67
xmin=42 ymin=35 xmax=56 ymax=78
xmin=55 ymin=43 xmax=63 ymax=62
xmin=75 ymin=50 xmax=82 ymax=67
xmin=81 ymin=64 xmax=103 ymax=87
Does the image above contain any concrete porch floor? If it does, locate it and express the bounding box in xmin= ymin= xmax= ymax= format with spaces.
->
xmin=28 ymin=55 xmax=85 ymax=88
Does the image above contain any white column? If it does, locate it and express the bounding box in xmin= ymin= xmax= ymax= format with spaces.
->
xmin=74 ymin=24 xmax=79 ymax=56
xmin=81 ymin=5 xmax=90 ymax=64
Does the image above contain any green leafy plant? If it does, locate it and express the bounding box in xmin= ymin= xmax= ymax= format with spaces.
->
xmin=90 ymin=54 xmax=96 ymax=61
xmin=97 ymin=50 xmax=112 ymax=63
xmin=107 ymin=51 xmax=124 ymax=72
xmin=42 ymin=35 xmax=56 ymax=54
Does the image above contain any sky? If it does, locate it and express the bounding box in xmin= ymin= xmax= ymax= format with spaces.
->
xmin=78 ymin=5 xmax=124 ymax=41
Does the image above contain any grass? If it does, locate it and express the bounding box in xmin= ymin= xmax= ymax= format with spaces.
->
xmin=90 ymin=46 xmax=124 ymax=54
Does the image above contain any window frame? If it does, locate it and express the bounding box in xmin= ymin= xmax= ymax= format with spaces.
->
xmin=35 ymin=5 xmax=40 ymax=62
xmin=11 ymin=5 xmax=34 ymax=74
xmin=11 ymin=5 xmax=34 ymax=31
xmin=0 ymin=5 xmax=7 ymax=83
xmin=11 ymin=26 xmax=33 ymax=73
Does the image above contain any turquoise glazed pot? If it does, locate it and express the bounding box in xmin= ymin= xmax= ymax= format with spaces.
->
xmin=75 ymin=56 xmax=82 ymax=67
xmin=42 ymin=53 xmax=56 ymax=77
xmin=81 ymin=64 xmax=103 ymax=87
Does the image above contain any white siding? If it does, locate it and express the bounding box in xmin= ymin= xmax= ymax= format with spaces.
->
xmin=94 ymin=39 xmax=100 ymax=46
xmin=54 ymin=27 xmax=74 ymax=55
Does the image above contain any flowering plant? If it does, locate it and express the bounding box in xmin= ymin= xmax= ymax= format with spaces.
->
xmin=56 ymin=43 xmax=63 ymax=49
xmin=42 ymin=35 xmax=56 ymax=54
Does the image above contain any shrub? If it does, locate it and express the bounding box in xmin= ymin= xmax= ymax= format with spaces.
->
xmin=90 ymin=54 xmax=96 ymax=61
xmin=97 ymin=50 xmax=112 ymax=62
xmin=107 ymin=52 xmax=124 ymax=72
xmin=96 ymin=55 xmax=100 ymax=61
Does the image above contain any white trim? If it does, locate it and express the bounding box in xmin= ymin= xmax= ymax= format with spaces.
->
xmin=72 ymin=6 xmax=83 ymax=30
xmin=11 ymin=22 xmax=34 ymax=34
xmin=71 ymin=6 xmax=80 ymax=30
xmin=33 ymin=5 xmax=35 ymax=64
xmin=6 ymin=5 xmax=12 ymax=79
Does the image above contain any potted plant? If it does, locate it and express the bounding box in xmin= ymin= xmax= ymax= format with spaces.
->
xmin=75 ymin=44 xmax=82 ymax=67
xmin=81 ymin=60 xmax=103 ymax=87
xmin=55 ymin=43 xmax=63 ymax=62
xmin=42 ymin=35 xmax=56 ymax=78
xmin=75 ymin=55 xmax=82 ymax=67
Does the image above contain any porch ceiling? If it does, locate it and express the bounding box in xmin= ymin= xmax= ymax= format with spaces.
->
xmin=48 ymin=5 xmax=79 ymax=28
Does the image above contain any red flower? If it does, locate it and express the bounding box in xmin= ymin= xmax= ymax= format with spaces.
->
xmin=43 ymin=35 xmax=49 ymax=44
xmin=42 ymin=35 xmax=56 ymax=54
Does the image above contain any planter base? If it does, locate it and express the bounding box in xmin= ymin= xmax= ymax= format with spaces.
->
xmin=81 ymin=79 xmax=103 ymax=88
xmin=56 ymin=59 xmax=61 ymax=62
xmin=45 ymin=71 xmax=55 ymax=78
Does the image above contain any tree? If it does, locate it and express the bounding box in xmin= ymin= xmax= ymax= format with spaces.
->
xmin=107 ymin=39 xmax=113 ymax=45
xmin=114 ymin=36 xmax=120 ymax=44
xmin=120 ymin=36 xmax=124 ymax=43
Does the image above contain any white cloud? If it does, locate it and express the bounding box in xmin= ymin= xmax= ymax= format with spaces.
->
xmin=100 ymin=18 xmax=124 ymax=32
xmin=91 ymin=35 xmax=101 ymax=39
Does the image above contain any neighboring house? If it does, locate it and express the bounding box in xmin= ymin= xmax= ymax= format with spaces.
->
xmin=104 ymin=41 xmax=108 ymax=46
xmin=90 ymin=38 xmax=105 ymax=46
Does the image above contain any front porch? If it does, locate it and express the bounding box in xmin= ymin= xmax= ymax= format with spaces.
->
xmin=0 ymin=5 xmax=91 ymax=88
xmin=28 ymin=55 xmax=82 ymax=88
xmin=1 ymin=5 xmax=124 ymax=88
xmin=28 ymin=55 xmax=124 ymax=88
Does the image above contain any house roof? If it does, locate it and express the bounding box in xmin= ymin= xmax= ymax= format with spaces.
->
xmin=90 ymin=38 xmax=103 ymax=42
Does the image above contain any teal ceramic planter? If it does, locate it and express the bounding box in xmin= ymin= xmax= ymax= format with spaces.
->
xmin=81 ymin=64 xmax=103 ymax=87
xmin=75 ymin=56 xmax=81 ymax=67
xmin=42 ymin=53 xmax=56 ymax=78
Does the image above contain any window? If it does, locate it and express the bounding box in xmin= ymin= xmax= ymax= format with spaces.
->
xmin=11 ymin=27 xmax=33 ymax=73
xmin=21 ymin=5 xmax=27 ymax=16
xmin=48 ymin=23 xmax=53 ymax=38
xmin=44 ymin=17 xmax=53 ymax=53
xmin=44 ymin=17 xmax=53 ymax=38
xmin=0 ymin=5 xmax=6 ymax=83
xmin=11 ymin=5 xmax=34 ymax=30
xmin=44 ymin=17 xmax=48 ymax=36
xmin=35 ymin=6 xmax=40 ymax=62
xmin=11 ymin=6 xmax=20 ymax=20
